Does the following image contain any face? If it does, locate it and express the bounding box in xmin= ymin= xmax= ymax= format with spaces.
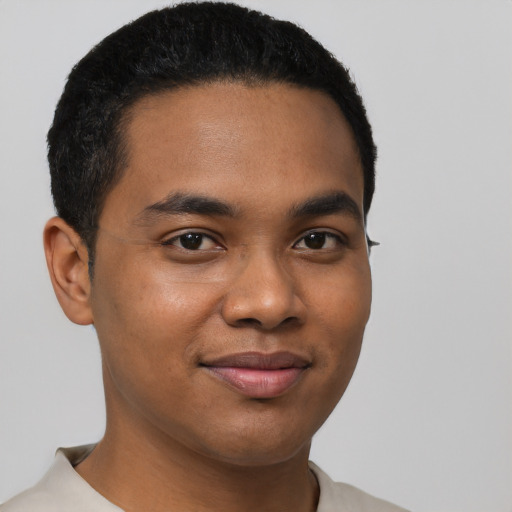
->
xmin=90 ymin=82 xmax=372 ymax=466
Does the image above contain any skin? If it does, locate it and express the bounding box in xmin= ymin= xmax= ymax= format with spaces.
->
xmin=44 ymin=82 xmax=372 ymax=512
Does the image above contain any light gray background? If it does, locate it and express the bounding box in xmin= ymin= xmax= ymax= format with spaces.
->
xmin=1 ymin=1 xmax=511 ymax=511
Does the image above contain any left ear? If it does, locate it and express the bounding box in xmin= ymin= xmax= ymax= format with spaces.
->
xmin=43 ymin=217 xmax=94 ymax=325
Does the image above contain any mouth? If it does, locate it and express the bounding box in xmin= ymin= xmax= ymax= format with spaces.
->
xmin=200 ymin=351 xmax=311 ymax=399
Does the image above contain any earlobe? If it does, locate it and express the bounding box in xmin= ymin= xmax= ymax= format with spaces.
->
xmin=43 ymin=217 xmax=94 ymax=325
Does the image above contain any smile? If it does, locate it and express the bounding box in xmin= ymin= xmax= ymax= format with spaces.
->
xmin=201 ymin=351 xmax=311 ymax=399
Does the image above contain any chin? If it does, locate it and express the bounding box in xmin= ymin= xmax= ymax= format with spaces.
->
xmin=188 ymin=413 xmax=316 ymax=469
xmin=204 ymin=441 xmax=311 ymax=469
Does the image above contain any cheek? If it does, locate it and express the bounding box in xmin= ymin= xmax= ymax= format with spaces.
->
xmin=295 ymin=267 xmax=371 ymax=437
xmin=306 ymin=261 xmax=371 ymax=376
xmin=90 ymin=253 xmax=221 ymax=373
xmin=306 ymin=258 xmax=372 ymax=331
xmin=90 ymin=267 xmax=220 ymax=418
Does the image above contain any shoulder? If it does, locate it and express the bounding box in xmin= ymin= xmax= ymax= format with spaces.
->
xmin=1 ymin=456 xmax=68 ymax=512
xmin=1 ymin=445 xmax=121 ymax=512
xmin=310 ymin=462 xmax=410 ymax=512
xmin=1 ymin=485 xmax=60 ymax=512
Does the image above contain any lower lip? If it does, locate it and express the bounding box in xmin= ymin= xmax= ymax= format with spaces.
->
xmin=205 ymin=367 xmax=305 ymax=399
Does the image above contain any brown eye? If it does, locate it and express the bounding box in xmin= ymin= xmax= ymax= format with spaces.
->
xmin=161 ymin=232 xmax=220 ymax=251
xmin=180 ymin=233 xmax=203 ymax=250
xmin=294 ymin=232 xmax=344 ymax=250
xmin=304 ymin=233 xmax=326 ymax=249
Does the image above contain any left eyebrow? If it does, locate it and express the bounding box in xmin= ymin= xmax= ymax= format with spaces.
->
xmin=136 ymin=192 xmax=238 ymax=224
xmin=288 ymin=192 xmax=363 ymax=223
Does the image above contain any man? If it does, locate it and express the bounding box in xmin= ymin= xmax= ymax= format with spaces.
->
xmin=2 ymin=2 xmax=408 ymax=511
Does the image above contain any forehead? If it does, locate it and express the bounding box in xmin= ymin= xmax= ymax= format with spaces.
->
xmin=103 ymin=82 xmax=364 ymax=224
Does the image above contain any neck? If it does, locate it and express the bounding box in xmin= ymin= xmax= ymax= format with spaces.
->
xmin=76 ymin=392 xmax=319 ymax=512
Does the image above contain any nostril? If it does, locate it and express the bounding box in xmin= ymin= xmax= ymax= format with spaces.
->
xmin=235 ymin=316 xmax=298 ymax=330
xmin=236 ymin=318 xmax=263 ymax=328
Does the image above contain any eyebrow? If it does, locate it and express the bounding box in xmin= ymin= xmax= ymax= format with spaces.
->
xmin=136 ymin=190 xmax=362 ymax=225
xmin=136 ymin=192 xmax=237 ymax=223
xmin=288 ymin=192 xmax=362 ymax=222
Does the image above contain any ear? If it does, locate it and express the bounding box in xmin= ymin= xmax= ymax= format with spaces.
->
xmin=43 ymin=217 xmax=94 ymax=325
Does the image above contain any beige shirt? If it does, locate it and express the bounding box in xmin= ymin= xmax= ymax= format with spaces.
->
xmin=1 ymin=445 xmax=409 ymax=512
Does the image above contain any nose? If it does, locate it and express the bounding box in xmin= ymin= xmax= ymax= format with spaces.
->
xmin=221 ymin=251 xmax=307 ymax=330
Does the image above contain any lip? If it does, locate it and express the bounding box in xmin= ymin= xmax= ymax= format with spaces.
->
xmin=201 ymin=351 xmax=311 ymax=399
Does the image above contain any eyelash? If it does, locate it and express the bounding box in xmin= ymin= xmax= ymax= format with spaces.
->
xmin=160 ymin=230 xmax=347 ymax=251
xmin=160 ymin=232 xmax=223 ymax=251
xmin=367 ymin=237 xmax=379 ymax=248
xmin=293 ymin=231 xmax=346 ymax=250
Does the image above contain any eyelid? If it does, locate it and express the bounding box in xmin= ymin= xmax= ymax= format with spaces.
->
xmin=292 ymin=229 xmax=348 ymax=249
xmin=160 ymin=230 xmax=225 ymax=250
xmin=159 ymin=228 xmax=349 ymax=251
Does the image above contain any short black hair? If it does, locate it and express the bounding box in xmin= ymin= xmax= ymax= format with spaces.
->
xmin=47 ymin=1 xmax=376 ymax=261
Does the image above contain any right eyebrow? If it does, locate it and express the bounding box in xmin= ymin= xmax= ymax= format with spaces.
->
xmin=288 ymin=191 xmax=363 ymax=223
xmin=135 ymin=192 xmax=238 ymax=224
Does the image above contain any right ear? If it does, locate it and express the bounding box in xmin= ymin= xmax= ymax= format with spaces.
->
xmin=43 ymin=217 xmax=94 ymax=325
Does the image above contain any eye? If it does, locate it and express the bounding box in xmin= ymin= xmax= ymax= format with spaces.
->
xmin=161 ymin=232 xmax=221 ymax=251
xmin=293 ymin=231 xmax=345 ymax=250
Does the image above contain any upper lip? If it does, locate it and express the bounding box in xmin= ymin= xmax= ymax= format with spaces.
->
xmin=201 ymin=351 xmax=311 ymax=370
